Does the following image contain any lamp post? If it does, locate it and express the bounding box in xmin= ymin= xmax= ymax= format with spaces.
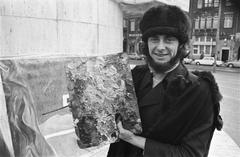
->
xmin=211 ymin=37 xmax=216 ymax=73
xmin=230 ymin=35 xmax=235 ymax=61
xmin=213 ymin=52 xmax=217 ymax=73
xmin=214 ymin=0 xmax=222 ymax=73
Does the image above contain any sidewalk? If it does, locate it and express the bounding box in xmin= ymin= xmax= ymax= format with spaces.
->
xmin=185 ymin=64 xmax=240 ymax=73
xmin=86 ymin=130 xmax=240 ymax=157
xmin=209 ymin=130 xmax=240 ymax=157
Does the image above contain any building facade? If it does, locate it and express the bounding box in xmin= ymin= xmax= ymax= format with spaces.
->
xmin=189 ymin=0 xmax=240 ymax=61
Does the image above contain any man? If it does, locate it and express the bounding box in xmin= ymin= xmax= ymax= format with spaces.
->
xmin=107 ymin=4 xmax=223 ymax=157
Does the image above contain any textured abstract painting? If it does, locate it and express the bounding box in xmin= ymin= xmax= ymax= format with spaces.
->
xmin=0 ymin=53 xmax=141 ymax=157
xmin=66 ymin=53 xmax=142 ymax=148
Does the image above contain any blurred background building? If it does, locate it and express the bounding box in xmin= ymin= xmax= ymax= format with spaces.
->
xmin=189 ymin=0 xmax=240 ymax=61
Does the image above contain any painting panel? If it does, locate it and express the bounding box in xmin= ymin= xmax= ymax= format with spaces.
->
xmin=0 ymin=53 xmax=141 ymax=157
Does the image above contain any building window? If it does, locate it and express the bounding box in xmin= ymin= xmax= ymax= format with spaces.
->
xmin=212 ymin=45 xmax=216 ymax=54
xmin=206 ymin=45 xmax=211 ymax=54
xmin=194 ymin=49 xmax=198 ymax=54
xmin=197 ymin=0 xmax=203 ymax=8
xmin=213 ymin=0 xmax=219 ymax=7
xmin=200 ymin=36 xmax=205 ymax=42
xmin=224 ymin=13 xmax=233 ymax=28
xmin=137 ymin=19 xmax=141 ymax=31
xmin=200 ymin=17 xmax=205 ymax=29
xmin=193 ymin=45 xmax=198 ymax=54
xmin=212 ymin=36 xmax=216 ymax=41
xmin=206 ymin=16 xmax=212 ymax=28
xmin=225 ymin=0 xmax=232 ymax=6
xmin=213 ymin=16 xmax=218 ymax=28
xmin=195 ymin=37 xmax=200 ymax=42
xmin=195 ymin=17 xmax=200 ymax=29
xmin=204 ymin=0 xmax=208 ymax=7
xmin=130 ymin=20 xmax=135 ymax=32
xmin=205 ymin=0 xmax=213 ymax=7
xmin=206 ymin=36 xmax=212 ymax=41
xmin=200 ymin=45 xmax=204 ymax=54
xmin=209 ymin=0 xmax=213 ymax=7
xmin=123 ymin=19 xmax=127 ymax=28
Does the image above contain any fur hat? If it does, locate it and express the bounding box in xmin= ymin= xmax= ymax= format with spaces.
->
xmin=140 ymin=5 xmax=191 ymax=44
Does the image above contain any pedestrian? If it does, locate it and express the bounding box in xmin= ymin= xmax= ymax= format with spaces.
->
xmin=107 ymin=4 xmax=223 ymax=157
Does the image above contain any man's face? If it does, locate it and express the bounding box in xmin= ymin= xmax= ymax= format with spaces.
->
xmin=148 ymin=34 xmax=179 ymax=66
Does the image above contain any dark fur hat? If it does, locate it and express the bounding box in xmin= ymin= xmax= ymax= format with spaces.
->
xmin=140 ymin=5 xmax=191 ymax=44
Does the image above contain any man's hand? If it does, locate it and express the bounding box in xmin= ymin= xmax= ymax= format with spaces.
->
xmin=117 ymin=120 xmax=135 ymax=141
xmin=117 ymin=121 xmax=146 ymax=149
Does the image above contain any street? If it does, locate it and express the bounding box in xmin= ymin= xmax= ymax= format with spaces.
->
xmin=212 ymin=71 xmax=240 ymax=147
xmin=186 ymin=64 xmax=240 ymax=147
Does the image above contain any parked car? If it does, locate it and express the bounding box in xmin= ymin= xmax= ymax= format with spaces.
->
xmin=183 ymin=58 xmax=193 ymax=64
xmin=194 ymin=57 xmax=223 ymax=66
xmin=226 ymin=60 xmax=240 ymax=68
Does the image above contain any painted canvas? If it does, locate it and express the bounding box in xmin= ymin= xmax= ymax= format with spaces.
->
xmin=0 ymin=53 xmax=141 ymax=157
xmin=65 ymin=53 xmax=142 ymax=148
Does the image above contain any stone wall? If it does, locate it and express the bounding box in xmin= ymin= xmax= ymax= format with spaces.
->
xmin=0 ymin=0 xmax=123 ymax=57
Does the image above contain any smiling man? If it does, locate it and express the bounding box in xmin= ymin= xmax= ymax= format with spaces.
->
xmin=107 ymin=4 xmax=223 ymax=157
xmin=147 ymin=34 xmax=179 ymax=74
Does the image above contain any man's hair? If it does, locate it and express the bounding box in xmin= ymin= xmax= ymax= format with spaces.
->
xmin=139 ymin=4 xmax=191 ymax=59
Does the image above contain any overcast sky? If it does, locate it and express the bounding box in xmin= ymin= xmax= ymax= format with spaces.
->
xmin=157 ymin=0 xmax=190 ymax=11
xmin=121 ymin=0 xmax=190 ymax=11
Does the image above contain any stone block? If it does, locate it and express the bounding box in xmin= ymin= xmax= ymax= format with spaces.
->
xmin=98 ymin=0 xmax=123 ymax=27
xmin=57 ymin=21 xmax=98 ymax=55
xmin=0 ymin=0 xmax=56 ymax=19
xmin=57 ymin=0 xmax=98 ymax=24
xmin=98 ymin=25 xmax=123 ymax=55
xmin=0 ymin=16 xmax=57 ymax=56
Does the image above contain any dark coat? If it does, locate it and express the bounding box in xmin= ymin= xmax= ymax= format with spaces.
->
xmin=107 ymin=64 xmax=222 ymax=157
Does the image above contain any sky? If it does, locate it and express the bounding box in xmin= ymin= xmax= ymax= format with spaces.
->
xmin=119 ymin=0 xmax=190 ymax=11
xmin=156 ymin=0 xmax=190 ymax=11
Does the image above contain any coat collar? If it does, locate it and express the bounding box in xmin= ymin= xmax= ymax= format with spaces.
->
xmin=163 ymin=63 xmax=198 ymax=88
xmin=138 ymin=63 xmax=198 ymax=108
